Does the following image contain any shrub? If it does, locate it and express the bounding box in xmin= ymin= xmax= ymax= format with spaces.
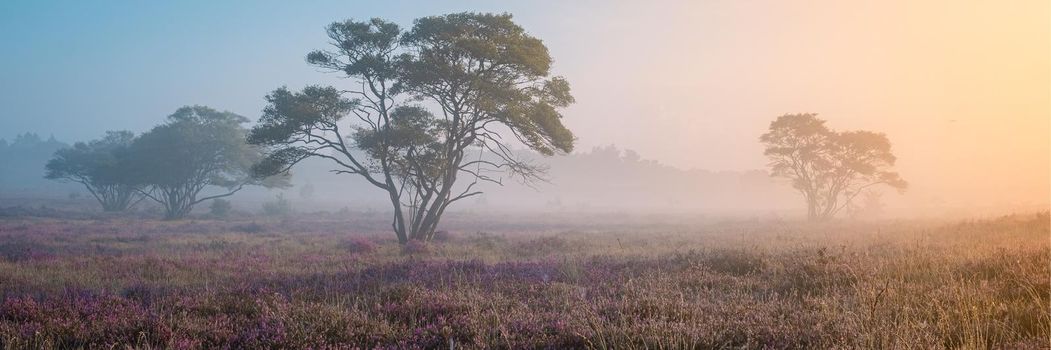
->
xmin=702 ymin=249 xmax=766 ymax=276
xmin=401 ymin=240 xmax=430 ymax=255
xmin=261 ymin=194 xmax=293 ymax=217
xmin=514 ymin=236 xmax=568 ymax=257
xmin=433 ymin=230 xmax=457 ymax=242
xmin=469 ymin=232 xmax=506 ymax=250
xmin=232 ymin=222 xmax=266 ymax=234
xmin=209 ymin=199 xmax=233 ymax=218
xmin=341 ymin=237 xmax=378 ymax=254
xmin=773 ymin=247 xmax=856 ymax=295
xmin=0 ymin=241 xmax=53 ymax=262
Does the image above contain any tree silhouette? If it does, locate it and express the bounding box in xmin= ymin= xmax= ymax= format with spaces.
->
xmin=133 ymin=106 xmax=287 ymax=220
xmin=45 ymin=131 xmax=143 ymax=212
xmin=760 ymin=113 xmax=906 ymax=221
xmin=249 ymin=13 xmax=575 ymax=243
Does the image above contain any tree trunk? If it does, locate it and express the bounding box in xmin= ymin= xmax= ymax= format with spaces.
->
xmin=387 ymin=188 xmax=409 ymax=244
xmin=163 ymin=200 xmax=192 ymax=220
xmin=806 ymin=198 xmax=818 ymax=221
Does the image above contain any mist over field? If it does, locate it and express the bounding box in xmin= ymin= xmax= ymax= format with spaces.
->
xmin=2 ymin=1 xmax=1047 ymax=219
xmin=1 ymin=137 xmax=1041 ymax=219
xmin=0 ymin=1 xmax=1047 ymax=348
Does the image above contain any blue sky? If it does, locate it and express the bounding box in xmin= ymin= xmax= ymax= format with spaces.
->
xmin=0 ymin=1 xmax=597 ymax=146
xmin=1 ymin=0 xmax=1047 ymax=209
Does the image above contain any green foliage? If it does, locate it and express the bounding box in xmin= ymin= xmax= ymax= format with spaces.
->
xmin=248 ymin=13 xmax=576 ymax=243
xmin=209 ymin=199 xmax=232 ymax=218
xmin=399 ymin=12 xmax=576 ymax=156
xmin=261 ymin=193 xmax=293 ymax=217
xmin=44 ymin=131 xmax=142 ymax=212
xmin=132 ymin=106 xmax=253 ymax=189
xmin=760 ymin=113 xmax=906 ymax=220
xmin=308 ymin=18 xmax=401 ymax=80
xmin=133 ymin=106 xmax=287 ymax=220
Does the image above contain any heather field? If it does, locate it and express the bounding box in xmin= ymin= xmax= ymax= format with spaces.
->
xmin=0 ymin=212 xmax=1046 ymax=349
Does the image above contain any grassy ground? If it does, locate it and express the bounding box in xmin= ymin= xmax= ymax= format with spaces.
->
xmin=0 ymin=212 xmax=1047 ymax=349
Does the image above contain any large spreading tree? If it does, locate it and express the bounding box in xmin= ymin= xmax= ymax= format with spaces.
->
xmin=133 ymin=106 xmax=286 ymax=219
xmin=249 ymin=13 xmax=575 ymax=243
xmin=760 ymin=113 xmax=906 ymax=221
xmin=45 ymin=131 xmax=144 ymax=212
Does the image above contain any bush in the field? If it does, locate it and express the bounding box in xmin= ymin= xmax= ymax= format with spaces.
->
xmin=340 ymin=237 xmax=378 ymax=255
xmin=209 ymin=199 xmax=233 ymax=218
xmin=231 ymin=222 xmax=267 ymax=233
xmin=401 ymin=240 xmax=430 ymax=255
xmin=261 ymin=194 xmax=292 ymax=217
xmin=432 ymin=230 xmax=457 ymax=243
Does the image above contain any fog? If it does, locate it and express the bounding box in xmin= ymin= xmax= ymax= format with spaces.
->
xmin=3 ymin=3 xmax=1050 ymax=347
xmin=1 ymin=0 xmax=1047 ymax=219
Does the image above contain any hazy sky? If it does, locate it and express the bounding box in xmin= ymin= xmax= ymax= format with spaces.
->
xmin=1 ymin=0 xmax=1047 ymax=209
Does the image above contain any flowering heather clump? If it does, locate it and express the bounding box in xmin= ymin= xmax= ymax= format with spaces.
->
xmin=468 ymin=231 xmax=506 ymax=250
xmin=231 ymin=222 xmax=267 ymax=233
xmin=672 ymin=248 xmax=766 ymax=276
xmin=0 ymin=213 xmax=1047 ymax=348
xmin=0 ymin=241 xmax=54 ymax=263
xmin=340 ymin=237 xmax=378 ymax=254
xmin=514 ymin=236 xmax=569 ymax=257
xmin=401 ymin=240 xmax=430 ymax=255
xmin=0 ymin=292 xmax=171 ymax=349
xmin=432 ymin=230 xmax=457 ymax=243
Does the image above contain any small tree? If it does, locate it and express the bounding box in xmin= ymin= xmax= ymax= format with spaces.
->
xmin=209 ymin=199 xmax=233 ymax=218
xmin=299 ymin=182 xmax=315 ymax=201
xmin=133 ymin=106 xmax=287 ymax=220
xmin=44 ymin=131 xmax=143 ymax=212
xmin=250 ymin=13 xmax=575 ymax=243
xmin=759 ymin=113 xmax=906 ymax=221
xmin=261 ymin=193 xmax=293 ymax=217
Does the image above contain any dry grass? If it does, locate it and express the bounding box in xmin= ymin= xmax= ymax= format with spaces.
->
xmin=0 ymin=212 xmax=1047 ymax=349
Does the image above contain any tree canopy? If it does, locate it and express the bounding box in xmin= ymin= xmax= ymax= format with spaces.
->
xmin=135 ymin=105 xmax=286 ymax=219
xmin=250 ymin=13 xmax=575 ymax=243
xmin=760 ymin=113 xmax=906 ymax=220
xmin=45 ymin=131 xmax=143 ymax=212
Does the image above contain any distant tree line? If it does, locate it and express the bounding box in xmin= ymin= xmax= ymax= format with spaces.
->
xmin=0 ymin=133 xmax=70 ymax=193
xmin=45 ymin=106 xmax=287 ymax=219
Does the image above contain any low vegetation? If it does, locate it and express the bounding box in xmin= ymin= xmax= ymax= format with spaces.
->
xmin=0 ymin=212 xmax=1046 ymax=349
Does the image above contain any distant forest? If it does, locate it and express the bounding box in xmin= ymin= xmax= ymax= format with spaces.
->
xmin=0 ymin=133 xmax=77 ymax=195
xmin=0 ymin=134 xmax=802 ymax=215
